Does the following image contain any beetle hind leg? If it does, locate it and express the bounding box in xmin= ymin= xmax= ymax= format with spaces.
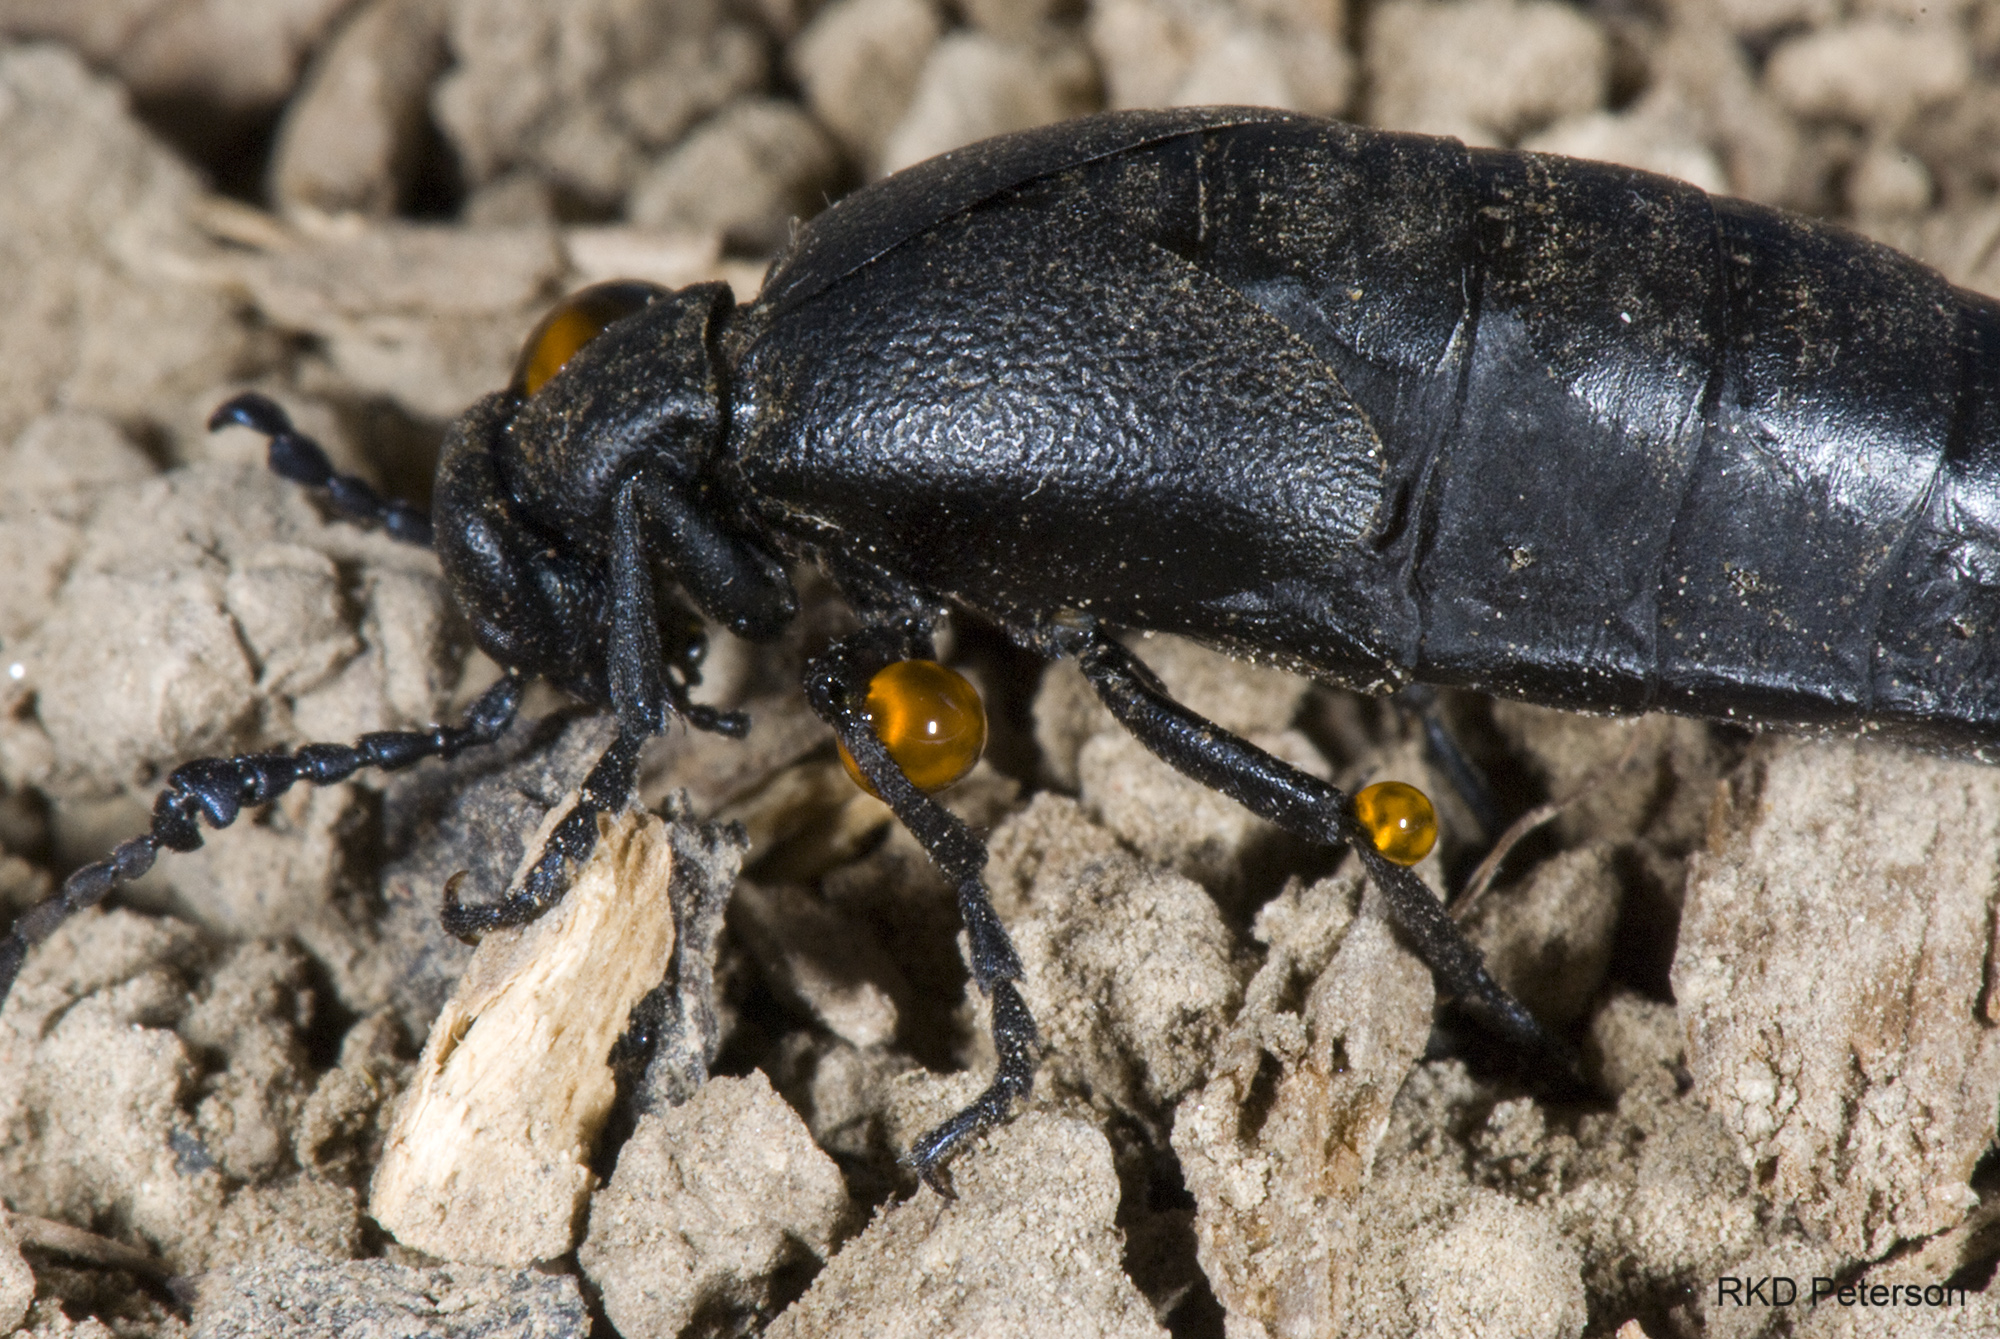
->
xmin=1393 ymin=683 xmax=1504 ymax=843
xmin=802 ymin=624 xmax=1040 ymax=1194
xmin=1062 ymin=625 xmax=1581 ymax=1087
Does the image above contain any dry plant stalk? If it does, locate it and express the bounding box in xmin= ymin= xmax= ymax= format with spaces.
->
xmin=370 ymin=807 xmax=677 ymax=1266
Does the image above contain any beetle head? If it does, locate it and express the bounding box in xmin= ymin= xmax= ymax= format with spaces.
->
xmin=433 ymin=281 xmax=794 ymax=714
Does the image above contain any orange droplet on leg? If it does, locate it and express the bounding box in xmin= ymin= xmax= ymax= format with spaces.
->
xmin=837 ymin=660 xmax=987 ymax=797
xmin=1351 ymin=780 xmax=1438 ymax=865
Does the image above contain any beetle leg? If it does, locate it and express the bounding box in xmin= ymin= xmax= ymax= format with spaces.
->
xmin=438 ymin=723 xmax=649 ymax=940
xmin=803 ymin=623 xmax=1037 ymax=1195
xmin=1393 ymin=684 xmax=1503 ymax=842
xmin=627 ymin=469 xmax=798 ymax=644
xmin=210 ymin=393 xmax=434 ymax=547
xmin=1066 ymin=629 xmax=1580 ymax=1085
xmin=0 ymin=672 xmax=525 ymax=1008
xmin=610 ymin=471 xmax=757 ymax=739
xmin=607 ymin=480 xmax=671 ymax=739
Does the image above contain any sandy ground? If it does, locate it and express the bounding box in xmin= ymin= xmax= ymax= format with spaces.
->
xmin=2 ymin=1 xmax=2000 ymax=1336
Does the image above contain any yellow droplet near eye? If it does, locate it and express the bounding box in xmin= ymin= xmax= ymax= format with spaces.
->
xmin=837 ymin=660 xmax=987 ymax=797
xmin=511 ymin=280 xmax=667 ymax=396
xmin=1351 ymin=780 xmax=1438 ymax=865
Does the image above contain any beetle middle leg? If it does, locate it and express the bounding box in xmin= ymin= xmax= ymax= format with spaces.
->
xmin=1059 ymin=623 xmax=1579 ymax=1083
xmin=803 ymin=622 xmax=1037 ymax=1195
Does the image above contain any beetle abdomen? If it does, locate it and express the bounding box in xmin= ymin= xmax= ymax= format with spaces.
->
xmin=734 ymin=112 xmax=2000 ymax=750
xmin=1195 ymin=120 xmax=2000 ymax=748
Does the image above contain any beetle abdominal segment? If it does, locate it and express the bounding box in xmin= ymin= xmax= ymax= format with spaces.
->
xmin=837 ymin=659 xmax=987 ymax=797
xmin=1351 ymin=780 xmax=1439 ymax=866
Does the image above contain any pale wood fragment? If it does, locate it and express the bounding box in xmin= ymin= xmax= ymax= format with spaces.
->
xmin=370 ymin=808 xmax=677 ymax=1266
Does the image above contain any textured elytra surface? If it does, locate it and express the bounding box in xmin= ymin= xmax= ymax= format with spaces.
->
xmin=1 ymin=4 xmax=2000 ymax=1339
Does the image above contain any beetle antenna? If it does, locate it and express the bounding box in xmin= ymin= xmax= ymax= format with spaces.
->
xmin=0 ymin=673 xmax=525 ymax=1009
xmin=210 ymin=392 xmax=434 ymax=548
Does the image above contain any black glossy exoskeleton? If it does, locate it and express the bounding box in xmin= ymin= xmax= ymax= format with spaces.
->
xmin=11 ymin=107 xmax=2000 ymax=1191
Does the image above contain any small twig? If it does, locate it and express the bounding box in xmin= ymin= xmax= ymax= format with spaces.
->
xmin=186 ymin=195 xmax=300 ymax=253
xmin=1450 ymin=727 xmax=1649 ymax=921
xmin=1450 ymin=796 xmax=1567 ymax=919
xmin=6 ymin=1211 xmax=170 ymax=1279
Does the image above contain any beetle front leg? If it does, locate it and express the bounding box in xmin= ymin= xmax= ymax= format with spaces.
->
xmin=802 ymin=625 xmax=1038 ymax=1195
xmin=439 ymin=724 xmax=647 ymax=939
xmin=1063 ymin=627 xmax=1579 ymax=1085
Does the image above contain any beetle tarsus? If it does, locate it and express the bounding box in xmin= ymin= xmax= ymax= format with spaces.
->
xmin=438 ymin=723 xmax=645 ymax=941
xmin=0 ymin=673 xmax=526 ymax=1008
xmin=908 ymin=979 xmax=1039 ymax=1196
xmin=211 ymin=390 xmax=435 ymax=547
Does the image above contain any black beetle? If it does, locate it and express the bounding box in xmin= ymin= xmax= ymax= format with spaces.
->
xmin=11 ymin=107 xmax=2000 ymax=1191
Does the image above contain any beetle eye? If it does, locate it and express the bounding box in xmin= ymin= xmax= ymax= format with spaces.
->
xmin=838 ymin=660 xmax=987 ymax=796
xmin=511 ymin=280 xmax=669 ymax=396
xmin=1351 ymin=780 xmax=1438 ymax=865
